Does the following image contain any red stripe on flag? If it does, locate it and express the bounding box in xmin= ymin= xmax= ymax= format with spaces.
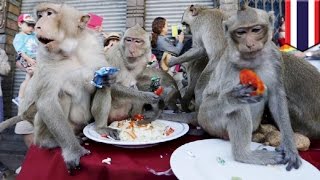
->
xmin=315 ymin=0 xmax=320 ymax=44
xmin=285 ymin=0 xmax=291 ymax=44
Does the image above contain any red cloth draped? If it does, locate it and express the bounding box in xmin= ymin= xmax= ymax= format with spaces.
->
xmin=17 ymin=136 xmax=320 ymax=180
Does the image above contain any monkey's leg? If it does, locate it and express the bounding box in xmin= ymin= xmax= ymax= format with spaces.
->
xmin=168 ymin=46 xmax=206 ymax=67
xmin=37 ymin=96 xmax=90 ymax=172
xmin=226 ymin=109 xmax=284 ymax=166
xmin=91 ymin=88 xmax=119 ymax=140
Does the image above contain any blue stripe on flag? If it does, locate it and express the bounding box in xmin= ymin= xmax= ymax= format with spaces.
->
xmin=297 ymin=1 xmax=309 ymax=51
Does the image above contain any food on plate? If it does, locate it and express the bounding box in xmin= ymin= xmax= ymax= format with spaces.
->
xmin=107 ymin=119 xmax=175 ymax=141
xmin=239 ymin=69 xmax=265 ymax=96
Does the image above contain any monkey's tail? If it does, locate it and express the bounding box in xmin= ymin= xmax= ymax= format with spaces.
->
xmin=0 ymin=116 xmax=23 ymax=133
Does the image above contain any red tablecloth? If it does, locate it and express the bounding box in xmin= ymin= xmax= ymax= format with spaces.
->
xmin=17 ymin=135 xmax=320 ymax=180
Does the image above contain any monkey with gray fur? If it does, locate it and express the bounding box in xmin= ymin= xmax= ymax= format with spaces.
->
xmin=180 ymin=57 xmax=208 ymax=112
xmin=168 ymin=5 xmax=227 ymax=110
xmin=0 ymin=3 xmax=116 ymax=172
xmin=136 ymin=67 xmax=181 ymax=112
xmin=166 ymin=5 xmax=320 ymax=139
xmin=91 ymin=25 xmax=161 ymax=138
xmin=197 ymin=6 xmax=301 ymax=170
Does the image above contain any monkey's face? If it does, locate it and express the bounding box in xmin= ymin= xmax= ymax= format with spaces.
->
xmin=35 ymin=8 xmax=60 ymax=48
xmin=181 ymin=5 xmax=202 ymax=32
xmin=123 ymin=37 xmax=146 ymax=58
xmin=35 ymin=3 xmax=89 ymax=53
xmin=231 ymin=25 xmax=268 ymax=58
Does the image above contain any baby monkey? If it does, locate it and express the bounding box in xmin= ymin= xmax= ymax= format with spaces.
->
xmin=198 ymin=6 xmax=301 ymax=170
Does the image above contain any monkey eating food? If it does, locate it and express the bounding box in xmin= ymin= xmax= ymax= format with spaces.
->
xmin=91 ymin=25 xmax=161 ymax=139
xmin=0 ymin=3 xmax=115 ymax=173
xmin=197 ymin=5 xmax=301 ymax=170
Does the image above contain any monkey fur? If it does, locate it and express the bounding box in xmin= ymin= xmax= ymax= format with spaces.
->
xmin=91 ymin=25 xmax=161 ymax=139
xmin=0 ymin=3 xmax=114 ymax=172
xmin=197 ymin=6 xmax=301 ymax=170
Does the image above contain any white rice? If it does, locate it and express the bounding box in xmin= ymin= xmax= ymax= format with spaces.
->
xmin=109 ymin=120 xmax=173 ymax=142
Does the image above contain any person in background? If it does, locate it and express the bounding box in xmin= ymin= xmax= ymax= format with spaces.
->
xmin=0 ymin=48 xmax=10 ymax=123
xmin=12 ymin=14 xmax=37 ymax=106
xmin=151 ymin=17 xmax=184 ymax=62
xmin=103 ymin=32 xmax=121 ymax=51
xmin=12 ymin=15 xmax=37 ymax=169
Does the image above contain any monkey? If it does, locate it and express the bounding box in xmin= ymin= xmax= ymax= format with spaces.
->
xmin=165 ymin=5 xmax=320 ymax=139
xmin=91 ymin=24 xmax=161 ymax=139
xmin=0 ymin=3 xmax=116 ymax=172
xmin=136 ymin=67 xmax=181 ymax=112
xmin=167 ymin=5 xmax=227 ymax=110
xmin=196 ymin=6 xmax=301 ymax=170
xmin=180 ymin=57 xmax=208 ymax=112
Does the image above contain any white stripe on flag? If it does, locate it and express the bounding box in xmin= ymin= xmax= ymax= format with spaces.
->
xmin=309 ymin=0 xmax=315 ymax=47
xmin=291 ymin=0 xmax=297 ymax=47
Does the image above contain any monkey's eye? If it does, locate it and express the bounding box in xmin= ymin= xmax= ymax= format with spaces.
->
xmin=47 ymin=11 xmax=53 ymax=16
xmin=252 ymin=26 xmax=262 ymax=33
xmin=134 ymin=40 xmax=144 ymax=44
xmin=235 ymin=29 xmax=246 ymax=36
xmin=37 ymin=12 xmax=42 ymax=19
xmin=125 ymin=38 xmax=133 ymax=42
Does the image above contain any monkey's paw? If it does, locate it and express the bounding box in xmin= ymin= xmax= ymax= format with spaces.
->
xmin=168 ymin=56 xmax=177 ymax=67
xmin=143 ymin=92 xmax=160 ymax=104
xmin=96 ymin=127 xmax=120 ymax=140
xmin=275 ymin=144 xmax=302 ymax=171
xmin=62 ymin=146 xmax=91 ymax=175
xmin=231 ymin=84 xmax=263 ymax=103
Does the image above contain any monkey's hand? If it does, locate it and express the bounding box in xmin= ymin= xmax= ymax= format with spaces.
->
xmin=275 ymin=144 xmax=302 ymax=171
xmin=96 ymin=127 xmax=120 ymax=140
xmin=231 ymin=84 xmax=264 ymax=104
xmin=168 ymin=56 xmax=178 ymax=67
xmin=141 ymin=92 xmax=160 ymax=104
xmin=63 ymin=146 xmax=90 ymax=175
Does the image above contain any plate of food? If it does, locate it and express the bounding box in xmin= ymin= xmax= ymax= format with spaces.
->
xmin=170 ymin=139 xmax=320 ymax=180
xmin=83 ymin=119 xmax=189 ymax=148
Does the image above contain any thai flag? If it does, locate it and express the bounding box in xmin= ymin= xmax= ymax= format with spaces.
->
xmin=285 ymin=0 xmax=320 ymax=51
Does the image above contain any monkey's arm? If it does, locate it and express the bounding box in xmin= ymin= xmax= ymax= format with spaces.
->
xmin=168 ymin=46 xmax=206 ymax=67
xmin=160 ymin=112 xmax=198 ymax=126
xmin=268 ymin=82 xmax=301 ymax=170
xmin=111 ymin=84 xmax=159 ymax=104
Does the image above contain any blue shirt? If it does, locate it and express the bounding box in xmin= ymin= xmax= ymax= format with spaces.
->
xmin=155 ymin=35 xmax=184 ymax=56
xmin=13 ymin=32 xmax=38 ymax=59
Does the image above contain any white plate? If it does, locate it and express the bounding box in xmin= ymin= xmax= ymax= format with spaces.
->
xmin=170 ymin=139 xmax=320 ymax=180
xmin=83 ymin=120 xmax=189 ymax=148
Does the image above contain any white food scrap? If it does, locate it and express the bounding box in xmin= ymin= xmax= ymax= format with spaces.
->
xmin=102 ymin=157 xmax=112 ymax=165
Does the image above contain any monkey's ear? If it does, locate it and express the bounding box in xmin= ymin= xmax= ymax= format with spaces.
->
xmin=222 ymin=20 xmax=229 ymax=35
xmin=189 ymin=4 xmax=199 ymax=16
xmin=268 ymin=11 xmax=275 ymax=27
xmin=79 ymin=14 xmax=90 ymax=29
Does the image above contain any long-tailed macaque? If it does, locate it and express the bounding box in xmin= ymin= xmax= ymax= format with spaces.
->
xmin=91 ymin=25 xmax=160 ymax=139
xmin=0 ymin=3 xmax=115 ymax=172
xmin=168 ymin=5 xmax=320 ymax=139
xmin=168 ymin=5 xmax=227 ymax=110
xmin=136 ymin=68 xmax=181 ymax=112
xmin=197 ymin=6 xmax=301 ymax=170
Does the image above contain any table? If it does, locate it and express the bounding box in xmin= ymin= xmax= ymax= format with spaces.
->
xmin=17 ymin=135 xmax=320 ymax=180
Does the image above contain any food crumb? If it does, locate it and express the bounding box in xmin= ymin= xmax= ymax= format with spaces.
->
xmin=160 ymin=155 xmax=163 ymax=158
xmin=186 ymin=150 xmax=195 ymax=158
xmin=216 ymin=157 xmax=225 ymax=165
xmin=102 ymin=157 xmax=112 ymax=165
